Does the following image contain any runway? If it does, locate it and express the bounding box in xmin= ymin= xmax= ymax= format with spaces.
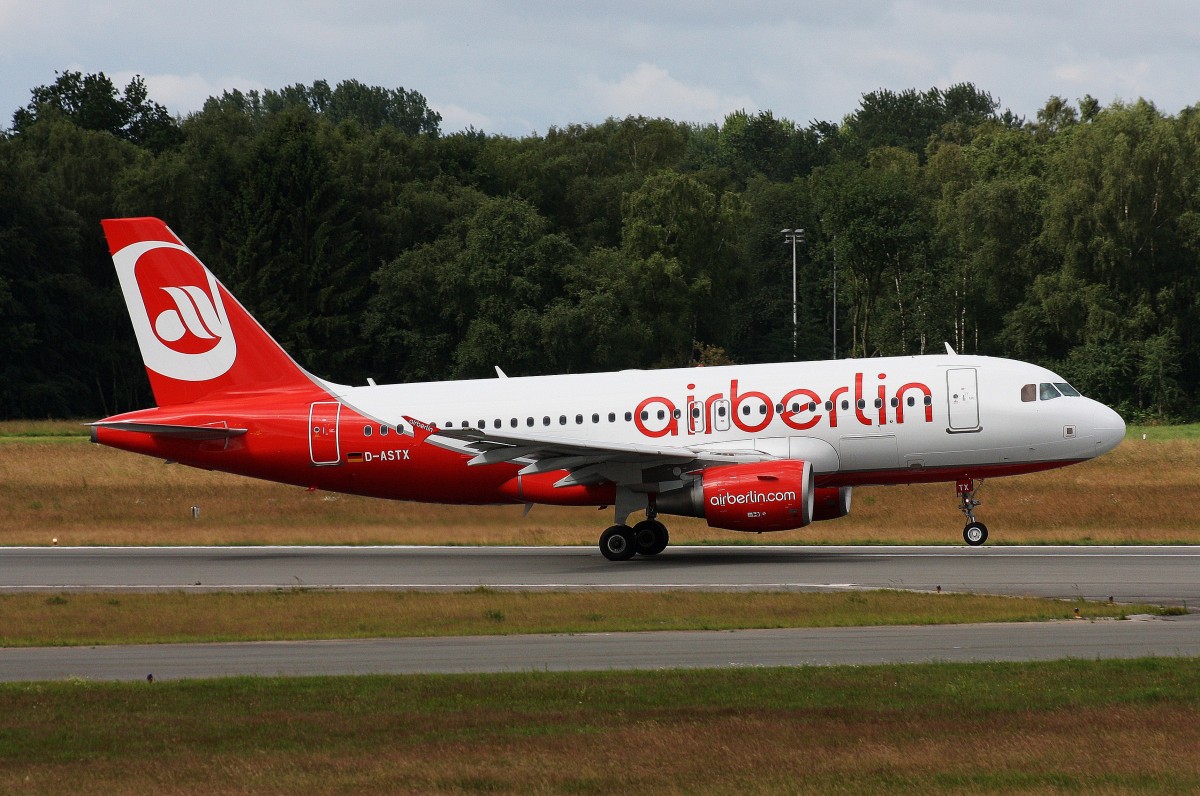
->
xmin=2 ymin=615 xmax=1198 ymax=682
xmin=4 ymin=545 xmax=1198 ymax=681
xmin=4 ymin=545 xmax=1200 ymax=605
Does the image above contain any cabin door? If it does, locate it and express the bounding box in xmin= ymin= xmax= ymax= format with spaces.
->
xmin=308 ymin=401 xmax=342 ymax=465
xmin=946 ymin=368 xmax=981 ymax=432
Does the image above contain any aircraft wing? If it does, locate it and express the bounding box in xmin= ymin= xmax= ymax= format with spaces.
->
xmin=419 ymin=421 xmax=769 ymax=488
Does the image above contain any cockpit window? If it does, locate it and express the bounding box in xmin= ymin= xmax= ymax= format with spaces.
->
xmin=1055 ymin=382 xmax=1081 ymax=397
xmin=1021 ymin=384 xmax=1036 ymax=402
xmin=1039 ymin=383 xmax=1062 ymax=400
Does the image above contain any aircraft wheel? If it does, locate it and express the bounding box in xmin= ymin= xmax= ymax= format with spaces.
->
xmin=963 ymin=521 xmax=988 ymax=546
xmin=599 ymin=525 xmax=636 ymax=561
xmin=632 ymin=520 xmax=669 ymax=556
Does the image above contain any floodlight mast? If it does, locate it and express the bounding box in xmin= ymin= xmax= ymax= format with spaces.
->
xmin=781 ymin=228 xmax=804 ymax=359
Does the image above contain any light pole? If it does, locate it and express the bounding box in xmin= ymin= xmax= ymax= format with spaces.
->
xmin=781 ymin=228 xmax=804 ymax=359
xmin=831 ymin=235 xmax=837 ymax=360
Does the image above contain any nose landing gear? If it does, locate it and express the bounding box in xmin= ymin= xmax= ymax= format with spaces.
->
xmin=957 ymin=477 xmax=988 ymax=546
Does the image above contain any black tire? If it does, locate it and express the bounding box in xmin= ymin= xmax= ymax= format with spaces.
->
xmin=963 ymin=521 xmax=989 ymax=546
xmin=599 ymin=525 xmax=636 ymax=561
xmin=632 ymin=520 xmax=669 ymax=556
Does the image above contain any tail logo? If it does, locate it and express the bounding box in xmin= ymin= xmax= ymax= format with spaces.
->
xmin=153 ymin=286 xmax=225 ymax=350
xmin=113 ymin=241 xmax=237 ymax=381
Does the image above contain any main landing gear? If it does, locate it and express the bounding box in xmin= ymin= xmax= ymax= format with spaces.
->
xmin=599 ymin=518 xmax=670 ymax=561
xmin=957 ymin=477 xmax=988 ymax=546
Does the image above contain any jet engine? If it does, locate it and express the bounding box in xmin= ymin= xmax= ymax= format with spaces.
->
xmin=812 ymin=486 xmax=852 ymax=522
xmin=655 ymin=461 xmax=814 ymax=532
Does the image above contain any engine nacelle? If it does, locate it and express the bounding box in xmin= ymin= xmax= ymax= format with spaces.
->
xmin=656 ymin=461 xmax=814 ymax=532
xmin=812 ymin=486 xmax=852 ymax=522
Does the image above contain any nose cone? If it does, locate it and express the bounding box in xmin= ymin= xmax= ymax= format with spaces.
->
xmin=1091 ymin=402 xmax=1126 ymax=456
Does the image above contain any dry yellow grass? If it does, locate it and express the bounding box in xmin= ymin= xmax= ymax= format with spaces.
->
xmin=1 ymin=590 xmax=1152 ymax=647
xmin=1 ymin=430 xmax=1196 ymax=546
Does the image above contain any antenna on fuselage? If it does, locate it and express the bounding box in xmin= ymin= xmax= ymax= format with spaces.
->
xmin=944 ymin=342 xmax=957 ymax=355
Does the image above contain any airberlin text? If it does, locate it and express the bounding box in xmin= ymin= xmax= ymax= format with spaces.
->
xmin=710 ymin=489 xmax=797 ymax=507
xmin=634 ymin=373 xmax=934 ymax=439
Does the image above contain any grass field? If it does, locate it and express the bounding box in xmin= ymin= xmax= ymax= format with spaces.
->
xmin=1 ymin=422 xmax=1196 ymax=546
xmin=3 ymin=659 xmax=1200 ymax=794
xmin=1 ymin=589 xmax=1171 ymax=647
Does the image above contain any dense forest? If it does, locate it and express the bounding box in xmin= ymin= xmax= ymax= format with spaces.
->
xmin=2 ymin=71 xmax=1197 ymax=421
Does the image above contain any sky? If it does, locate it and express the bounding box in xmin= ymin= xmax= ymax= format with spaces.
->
xmin=3 ymin=1 xmax=1200 ymax=136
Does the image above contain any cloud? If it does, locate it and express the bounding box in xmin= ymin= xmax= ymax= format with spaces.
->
xmin=108 ymin=71 xmax=266 ymax=117
xmin=434 ymin=102 xmax=494 ymax=134
xmin=582 ymin=63 xmax=757 ymax=124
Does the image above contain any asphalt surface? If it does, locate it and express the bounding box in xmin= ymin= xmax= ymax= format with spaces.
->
xmin=4 ymin=545 xmax=1199 ymax=604
xmin=3 ymin=615 xmax=1198 ymax=682
xmin=3 ymin=545 xmax=1198 ymax=681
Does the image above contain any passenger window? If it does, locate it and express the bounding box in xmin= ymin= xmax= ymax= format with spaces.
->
xmin=1021 ymin=384 xmax=1036 ymax=402
xmin=559 ymin=415 xmax=566 ymax=425
xmin=1039 ymin=383 xmax=1061 ymax=400
xmin=923 ymin=396 xmax=932 ymax=406
xmin=608 ymin=412 xmax=616 ymax=422
xmin=907 ymin=396 xmax=915 ymax=407
xmin=380 ymin=425 xmax=389 ymax=436
xmin=543 ymin=416 xmax=551 ymax=426
xmin=396 ymin=423 xmax=405 ymax=434
xmin=889 ymin=398 xmax=898 ymax=408
xmin=808 ymin=402 xmax=816 ymax=412
xmin=841 ymin=400 xmax=849 ymax=410
xmin=759 ymin=405 xmax=767 ymax=415
xmin=526 ymin=417 xmax=534 ymax=427
xmin=874 ymin=398 xmax=882 ymax=409
xmin=576 ymin=414 xmax=583 ymax=424
xmin=825 ymin=401 xmax=833 ymax=411
xmin=625 ymin=412 xmax=632 ymax=421
xmin=656 ymin=410 xmax=665 ymax=420
xmin=363 ymin=425 xmax=372 ymax=436
xmin=741 ymin=405 xmax=750 ymax=416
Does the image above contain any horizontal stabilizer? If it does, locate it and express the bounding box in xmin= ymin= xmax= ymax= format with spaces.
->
xmin=89 ymin=421 xmax=248 ymax=441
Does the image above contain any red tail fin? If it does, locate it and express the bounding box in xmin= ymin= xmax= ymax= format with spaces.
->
xmin=102 ymin=217 xmax=322 ymax=406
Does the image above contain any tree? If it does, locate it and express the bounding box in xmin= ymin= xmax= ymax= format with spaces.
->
xmin=811 ymin=150 xmax=932 ymax=358
xmin=837 ymin=84 xmax=998 ymax=161
xmin=12 ymin=71 xmax=180 ymax=151
xmin=621 ymin=169 xmax=749 ymax=355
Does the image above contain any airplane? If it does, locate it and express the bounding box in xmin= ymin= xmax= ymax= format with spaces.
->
xmin=91 ymin=217 xmax=1127 ymax=560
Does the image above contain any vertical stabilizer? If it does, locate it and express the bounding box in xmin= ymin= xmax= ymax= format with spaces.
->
xmin=102 ymin=217 xmax=322 ymax=406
